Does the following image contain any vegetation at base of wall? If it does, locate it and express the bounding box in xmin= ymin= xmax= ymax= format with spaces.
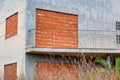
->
xmin=81 ymin=55 xmax=120 ymax=80
xmin=0 ymin=70 xmax=2 ymax=80
xmin=95 ymin=57 xmax=111 ymax=70
xmin=1 ymin=55 xmax=120 ymax=80
xmin=115 ymin=58 xmax=120 ymax=73
xmin=83 ymin=68 xmax=120 ymax=80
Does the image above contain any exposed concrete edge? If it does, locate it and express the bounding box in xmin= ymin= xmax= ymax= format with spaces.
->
xmin=26 ymin=47 xmax=120 ymax=54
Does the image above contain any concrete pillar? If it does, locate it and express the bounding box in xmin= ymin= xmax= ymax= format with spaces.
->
xmin=107 ymin=54 xmax=111 ymax=66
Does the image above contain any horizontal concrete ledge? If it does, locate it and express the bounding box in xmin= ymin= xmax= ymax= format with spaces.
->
xmin=26 ymin=47 xmax=120 ymax=54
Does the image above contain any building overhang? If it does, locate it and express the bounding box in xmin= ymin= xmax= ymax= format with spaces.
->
xmin=26 ymin=47 xmax=120 ymax=54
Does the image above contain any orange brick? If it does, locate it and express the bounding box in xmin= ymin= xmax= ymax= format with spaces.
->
xmin=36 ymin=9 xmax=78 ymax=48
xmin=4 ymin=63 xmax=17 ymax=80
xmin=6 ymin=13 xmax=18 ymax=39
xmin=35 ymin=62 xmax=78 ymax=80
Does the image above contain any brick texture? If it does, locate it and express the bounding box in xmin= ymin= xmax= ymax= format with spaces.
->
xmin=36 ymin=9 xmax=78 ymax=48
xmin=6 ymin=13 xmax=18 ymax=39
xmin=35 ymin=62 xmax=78 ymax=80
xmin=4 ymin=63 xmax=17 ymax=80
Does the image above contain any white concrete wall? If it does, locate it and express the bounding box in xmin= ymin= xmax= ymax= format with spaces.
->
xmin=0 ymin=0 xmax=27 ymax=79
xmin=26 ymin=0 xmax=120 ymax=50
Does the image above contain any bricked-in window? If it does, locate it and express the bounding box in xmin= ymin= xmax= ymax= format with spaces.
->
xmin=116 ymin=22 xmax=120 ymax=30
xmin=4 ymin=63 xmax=17 ymax=80
xmin=6 ymin=13 xmax=18 ymax=39
xmin=35 ymin=62 xmax=78 ymax=80
xmin=36 ymin=9 xmax=78 ymax=48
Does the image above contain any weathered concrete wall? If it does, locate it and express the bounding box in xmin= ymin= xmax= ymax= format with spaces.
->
xmin=26 ymin=0 xmax=120 ymax=50
xmin=0 ymin=0 xmax=26 ymax=79
xmin=1 ymin=0 xmax=120 ymax=79
xmin=25 ymin=1 xmax=120 ymax=78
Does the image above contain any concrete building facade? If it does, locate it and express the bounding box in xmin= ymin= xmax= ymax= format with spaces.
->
xmin=0 ymin=0 xmax=120 ymax=80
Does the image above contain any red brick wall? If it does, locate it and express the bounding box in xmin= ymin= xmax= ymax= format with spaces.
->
xmin=36 ymin=9 xmax=78 ymax=48
xmin=6 ymin=13 xmax=18 ymax=39
xmin=4 ymin=63 xmax=17 ymax=80
xmin=35 ymin=62 xmax=78 ymax=80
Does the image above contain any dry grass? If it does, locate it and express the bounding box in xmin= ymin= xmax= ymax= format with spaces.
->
xmin=1 ymin=55 xmax=120 ymax=80
xmin=82 ymin=68 xmax=120 ymax=80
xmin=1 ymin=68 xmax=120 ymax=80
xmin=0 ymin=70 xmax=2 ymax=80
xmin=79 ymin=54 xmax=120 ymax=80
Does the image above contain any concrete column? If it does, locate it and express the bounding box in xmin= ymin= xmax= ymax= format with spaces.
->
xmin=107 ymin=54 xmax=111 ymax=66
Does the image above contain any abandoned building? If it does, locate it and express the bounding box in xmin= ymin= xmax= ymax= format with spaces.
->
xmin=0 ymin=0 xmax=120 ymax=80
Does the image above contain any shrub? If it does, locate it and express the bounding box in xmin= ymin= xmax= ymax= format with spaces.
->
xmin=95 ymin=57 xmax=111 ymax=70
xmin=115 ymin=58 xmax=120 ymax=73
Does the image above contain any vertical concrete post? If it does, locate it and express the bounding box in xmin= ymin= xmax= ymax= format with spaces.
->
xmin=107 ymin=54 xmax=111 ymax=67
